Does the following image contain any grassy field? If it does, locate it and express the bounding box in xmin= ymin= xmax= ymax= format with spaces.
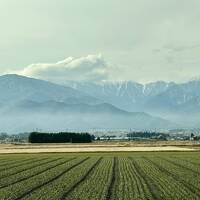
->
xmin=0 ymin=152 xmax=199 ymax=200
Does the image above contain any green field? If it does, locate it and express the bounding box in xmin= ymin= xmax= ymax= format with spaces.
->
xmin=0 ymin=152 xmax=199 ymax=200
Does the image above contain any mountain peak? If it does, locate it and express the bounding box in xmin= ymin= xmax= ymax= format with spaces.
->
xmin=1 ymin=73 xmax=24 ymax=78
xmin=0 ymin=73 xmax=100 ymax=105
xmin=0 ymin=73 xmax=38 ymax=82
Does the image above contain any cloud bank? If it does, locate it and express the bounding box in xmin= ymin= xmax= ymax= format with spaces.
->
xmin=1 ymin=1 xmax=200 ymax=83
xmin=13 ymin=51 xmax=200 ymax=84
xmin=18 ymin=54 xmax=114 ymax=82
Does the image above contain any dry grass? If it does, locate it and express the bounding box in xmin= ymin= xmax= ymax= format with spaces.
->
xmin=0 ymin=141 xmax=199 ymax=154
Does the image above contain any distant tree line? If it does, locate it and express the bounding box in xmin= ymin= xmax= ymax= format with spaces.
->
xmin=0 ymin=133 xmax=8 ymax=140
xmin=190 ymin=133 xmax=200 ymax=141
xmin=127 ymin=131 xmax=169 ymax=140
xmin=28 ymin=132 xmax=94 ymax=143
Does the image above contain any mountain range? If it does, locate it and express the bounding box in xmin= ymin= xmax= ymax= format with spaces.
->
xmin=64 ymin=80 xmax=200 ymax=127
xmin=2 ymin=74 xmax=200 ymax=132
xmin=63 ymin=80 xmax=200 ymax=112
xmin=0 ymin=74 xmax=176 ymax=133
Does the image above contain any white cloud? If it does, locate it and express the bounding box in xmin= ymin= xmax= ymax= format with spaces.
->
xmin=1 ymin=1 xmax=200 ymax=83
xmin=18 ymin=54 xmax=114 ymax=82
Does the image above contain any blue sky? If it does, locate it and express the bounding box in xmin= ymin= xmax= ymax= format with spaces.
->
xmin=0 ymin=0 xmax=200 ymax=83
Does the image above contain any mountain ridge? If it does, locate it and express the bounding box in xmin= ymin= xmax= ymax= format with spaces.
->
xmin=63 ymin=79 xmax=200 ymax=127
xmin=0 ymin=74 xmax=176 ymax=132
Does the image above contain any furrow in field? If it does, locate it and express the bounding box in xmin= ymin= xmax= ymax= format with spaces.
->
xmin=158 ymin=156 xmax=200 ymax=175
xmin=134 ymin=157 xmax=195 ymax=199
xmin=0 ymin=157 xmax=28 ymax=166
xmin=0 ymin=157 xmax=46 ymax=172
xmin=123 ymin=157 xmax=141 ymax=199
xmin=0 ymin=156 xmax=82 ymax=199
xmin=113 ymin=157 xmax=151 ymax=200
xmin=0 ymin=157 xmax=52 ymax=179
xmin=22 ymin=157 xmax=100 ymax=200
xmin=184 ymin=160 xmax=200 ymax=167
xmin=66 ymin=158 xmax=113 ymax=200
xmin=144 ymin=157 xmax=200 ymax=199
xmin=0 ymin=157 xmax=66 ymax=188
xmin=0 ymin=152 xmax=199 ymax=200
xmin=105 ymin=157 xmax=117 ymax=200
xmin=147 ymin=156 xmax=200 ymax=192
xmin=13 ymin=157 xmax=89 ymax=200
xmin=171 ymin=156 xmax=200 ymax=165
xmin=0 ymin=158 xmax=14 ymax=163
xmin=128 ymin=157 xmax=161 ymax=200
xmin=166 ymin=156 xmax=200 ymax=169
xmin=61 ymin=157 xmax=103 ymax=200
xmin=132 ymin=161 xmax=154 ymax=200
xmin=0 ymin=157 xmax=37 ymax=170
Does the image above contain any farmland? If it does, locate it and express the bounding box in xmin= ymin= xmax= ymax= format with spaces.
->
xmin=0 ymin=152 xmax=199 ymax=200
xmin=0 ymin=141 xmax=198 ymax=153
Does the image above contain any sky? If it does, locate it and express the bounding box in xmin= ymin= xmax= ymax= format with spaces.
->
xmin=0 ymin=0 xmax=200 ymax=83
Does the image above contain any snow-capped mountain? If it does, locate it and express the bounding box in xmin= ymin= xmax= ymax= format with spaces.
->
xmin=64 ymin=80 xmax=200 ymax=112
xmin=2 ymin=74 xmax=198 ymax=130
xmin=0 ymin=74 xmax=176 ymax=132
xmin=0 ymin=74 xmax=100 ymax=105
xmin=63 ymin=80 xmax=175 ymax=111
xmin=63 ymin=80 xmax=200 ymax=127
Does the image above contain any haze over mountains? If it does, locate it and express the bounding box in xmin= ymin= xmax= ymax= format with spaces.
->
xmin=1 ymin=74 xmax=200 ymax=132
xmin=64 ymin=80 xmax=200 ymax=127
xmin=0 ymin=74 xmax=176 ymax=133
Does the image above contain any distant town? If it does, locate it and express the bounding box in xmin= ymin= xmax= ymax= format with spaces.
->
xmin=0 ymin=129 xmax=200 ymax=144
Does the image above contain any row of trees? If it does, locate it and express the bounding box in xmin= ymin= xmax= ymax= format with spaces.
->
xmin=28 ymin=132 xmax=94 ymax=143
xmin=127 ymin=131 xmax=169 ymax=140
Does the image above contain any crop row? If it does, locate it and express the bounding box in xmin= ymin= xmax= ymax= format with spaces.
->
xmin=0 ymin=153 xmax=199 ymax=200
xmin=0 ymin=156 xmax=80 ymax=199
xmin=167 ymin=155 xmax=200 ymax=167
xmin=0 ymin=157 xmax=69 ymax=189
xmin=0 ymin=157 xmax=40 ymax=170
xmin=130 ymin=157 xmax=197 ymax=199
xmin=66 ymin=157 xmax=113 ymax=200
xmin=0 ymin=157 xmax=52 ymax=179
xmin=20 ymin=157 xmax=100 ymax=200
xmin=146 ymin=156 xmax=200 ymax=196
xmin=114 ymin=157 xmax=153 ymax=200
